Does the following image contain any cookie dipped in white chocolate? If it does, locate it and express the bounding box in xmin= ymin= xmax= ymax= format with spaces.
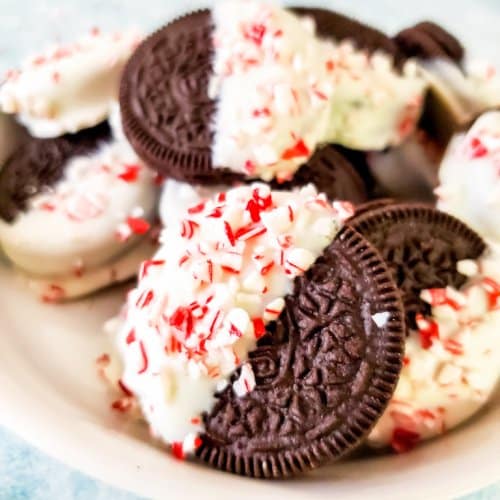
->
xmin=368 ymin=249 xmax=500 ymax=451
xmin=0 ymin=133 xmax=158 ymax=299
xmin=0 ymin=29 xmax=141 ymax=138
xmin=210 ymin=1 xmax=426 ymax=182
xmin=109 ymin=184 xmax=352 ymax=453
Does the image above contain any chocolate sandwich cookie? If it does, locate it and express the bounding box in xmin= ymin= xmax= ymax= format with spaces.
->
xmin=348 ymin=204 xmax=486 ymax=328
xmin=0 ymin=120 xmax=158 ymax=301
xmin=395 ymin=21 xmax=500 ymax=147
xmin=197 ymin=226 xmax=405 ymax=477
xmin=120 ymin=3 xmax=425 ymax=185
xmin=394 ymin=21 xmax=464 ymax=63
xmin=0 ymin=122 xmax=111 ymax=223
xmin=109 ymin=183 xmax=405 ymax=476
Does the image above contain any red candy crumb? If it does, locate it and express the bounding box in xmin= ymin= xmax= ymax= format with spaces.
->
xmin=469 ymin=137 xmax=488 ymax=159
xmin=416 ymin=314 xmax=439 ymax=349
xmin=111 ymin=398 xmax=133 ymax=413
xmin=243 ymin=23 xmax=266 ymax=46
xmin=252 ymin=317 xmax=266 ymax=339
xmin=137 ymin=341 xmax=149 ymax=374
xmin=127 ymin=217 xmax=151 ymax=235
xmin=118 ymin=164 xmax=141 ymax=182
xmin=126 ymin=329 xmax=136 ymax=345
xmin=281 ymin=138 xmax=310 ymax=160
xmin=171 ymin=442 xmax=185 ymax=460
xmin=391 ymin=427 xmax=420 ymax=453
xmin=425 ymin=288 xmax=461 ymax=311
xmin=41 ymin=284 xmax=66 ymax=303
xmin=483 ymin=277 xmax=500 ymax=310
xmin=96 ymin=353 xmax=110 ymax=366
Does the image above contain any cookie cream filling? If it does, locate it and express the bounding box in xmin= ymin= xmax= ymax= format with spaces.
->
xmin=437 ymin=111 xmax=500 ymax=244
xmin=110 ymin=184 xmax=352 ymax=451
xmin=0 ymin=139 xmax=158 ymax=279
xmin=368 ymin=249 xmax=500 ymax=451
xmin=210 ymin=1 xmax=426 ymax=182
xmin=0 ymin=29 xmax=141 ymax=138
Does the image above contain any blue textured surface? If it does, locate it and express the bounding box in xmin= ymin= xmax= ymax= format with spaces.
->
xmin=0 ymin=424 xmax=498 ymax=500
xmin=0 ymin=427 xmax=141 ymax=500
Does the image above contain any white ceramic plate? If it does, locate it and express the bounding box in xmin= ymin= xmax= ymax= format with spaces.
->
xmin=1 ymin=1 xmax=500 ymax=499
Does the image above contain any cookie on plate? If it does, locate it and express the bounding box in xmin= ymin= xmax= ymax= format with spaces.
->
xmin=0 ymin=28 xmax=142 ymax=138
xmin=119 ymin=1 xmax=426 ymax=184
xmin=346 ymin=203 xmax=499 ymax=451
xmin=395 ymin=21 xmax=500 ymax=145
xmin=105 ymin=183 xmax=405 ymax=476
xmin=0 ymin=120 xmax=159 ymax=301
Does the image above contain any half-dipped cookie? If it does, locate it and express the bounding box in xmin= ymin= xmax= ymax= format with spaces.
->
xmin=346 ymin=203 xmax=499 ymax=451
xmin=105 ymin=184 xmax=405 ymax=476
xmin=348 ymin=204 xmax=486 ymax=328
xmin=0 ymin=119 xmax=159 ymax=301
xmin=0 ymin=28 xmax=142 ymax=138
xmin=394 ymin=21 xmax=500 ymax=145
xmin=119 ymin=1 xmax=426 ymax=185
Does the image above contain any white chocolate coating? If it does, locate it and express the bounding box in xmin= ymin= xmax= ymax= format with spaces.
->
xmin=159 ymin=179 xmax=227 ymax=227
xmin=210 ymin=1 xmax=426 ymax=181
xmin=419 ymin=58 xmax=500 ymax=128
xmin=111 ymin=184 xmax=351 ymax=450
xmin=0 ymin=29 xmax=141 ymax=137
xmin=437 ymin=111 xmax=500 ymax=244
xmin=0 ymin=139 xmax=158 ymax=278
xmin=24 ymin=237 xmax=157 ymax=302
xmin=368 ymin=250 xmax=500 ymax=451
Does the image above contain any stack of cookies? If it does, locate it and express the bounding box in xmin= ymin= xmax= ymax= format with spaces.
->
xmin=1 ymin=0 xmax=499 ymax=478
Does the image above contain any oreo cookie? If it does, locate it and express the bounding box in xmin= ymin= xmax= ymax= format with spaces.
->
xmin=291 ymin=7 xmax=400 ymax=59
xmin=119 ymin=7 xmax=398 ymax=187
xmin=348 ymin=204 xmax=486 ymax=328
xmin=269 ymin=145 xmax=368 ymax=204
xmin=197 ymin=227 xmax=405 ymax=477
xmin=0 ymin=122 xmax=111 ymax=223
xmin=394 ymin=22 xmax=464 ymax=63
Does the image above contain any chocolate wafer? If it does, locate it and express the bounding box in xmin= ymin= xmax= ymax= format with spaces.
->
xmin=348 ymin=204 xmax=486 ymax=328
xmin=197 ymin=226 xmax=405 ymax=477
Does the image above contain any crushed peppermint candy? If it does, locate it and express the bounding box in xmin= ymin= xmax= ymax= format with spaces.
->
xmin=0 ymin=29 xmax=142 ymax=138
xmin=113 ymin=183 xmax=349 ymax=448
xmin=210 ymin=1 xmax=426 ymax=181
xmin=368 ymin=251 xmax=500 ymax=451
xmin=438 ymin=111 xmax=500 ymax=245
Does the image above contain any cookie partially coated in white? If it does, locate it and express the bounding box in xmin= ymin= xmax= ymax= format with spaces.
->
xmin=0 ymin=28 xmax=142 ymax=138
xmin=120 ymin=2 xmax=426 ymax=184
xmin=368 ymin=250 xmax=500 ymax=452
xmin=0 ymin=125 xmax=159 ymax=290
xmin=23 ymin=237 xmax=157 ymax=302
